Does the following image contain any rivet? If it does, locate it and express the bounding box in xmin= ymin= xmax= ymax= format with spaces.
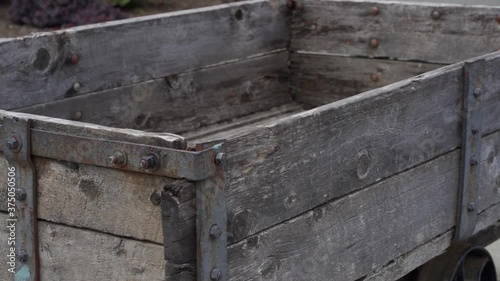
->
xmin=73 ymin=82 xmax=81 ymax=92
xmin=470 ymin=159 xmax=479 ymax=166
xmin=150 ymin=191 xmax=162 ymax=206
xmin=210 ymin=268 xmax=222 ymax=281
xmin=15 ymin=188 xmax=27 ymax=201
xmin=370 ymin=73 xmax=379 ymax=82
xmin=431 ymin=10 xmax=441 ymax=20
xmin=6 ymin=136 xmax=21 ymax=152
xmin=209 ymin=224 xmax=222 ymax=239
xmin=215 ymin=153 xmax=226 ymax=165
xmin=370 ymin=38 xmax=379 ymax=49
xmin=73 ymin=111 xmax=82 ymax=120
xmin=140 ymin=154 xmax=160 ymax=170
xmin=473 ymin=88 xmax=482 ymax=98
xmin=107 ymin=150 xmax=127 ymax=167
xmin=468 ymin=202 xmax=477 ymax=212
xmin=18 ymin=250 xmax=28 ymax=263
xmin=66 ymin=54 xmax=80 ymax=65
xmin=371 ymin=6 xmax=379 ymax=16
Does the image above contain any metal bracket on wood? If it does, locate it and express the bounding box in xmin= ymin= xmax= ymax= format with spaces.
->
xmin=196 ymin=147 xmax=228 ymax=281
xmin=3 ymin=117 xmax=39 ymax=281
xmin=455 ymin=59 xmax=486 ymax=241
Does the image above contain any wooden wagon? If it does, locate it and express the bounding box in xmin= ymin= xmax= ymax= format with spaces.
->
xmin=1 ymin=0 xmax=500 ymax=280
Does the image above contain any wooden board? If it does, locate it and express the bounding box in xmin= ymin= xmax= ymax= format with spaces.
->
xmin=0 ymin=213 xmax=165 ymax=281
xmin=223 ymin=52 xmax=500 ymax=244
xmin=290 ymin=53 xmax=443 ymax=106
xmin=291 ymin=0 xmax=500 ymax=64
xmin=226 ymin=129 xmax=500 ymax=281
xmin=0 ymin=0 xmax=289 ymax=110
xmin=18 ymin=52 xmax=292 ymax=135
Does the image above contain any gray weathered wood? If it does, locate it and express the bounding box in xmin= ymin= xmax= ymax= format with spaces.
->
xmin=223 ymin=52 xmax=500 ymax=244
xmin=291 ymin=0 xmax=500 ymax=64
xmin=226 ymin=129 xmax=500 ymax=281
xmin=290 ymin=53 xmax=443 ymax=106
xmin=0 ymin=0 xmax=289 ymax=110
xmin=0 ymin=213 xmax=165 ymax=281
xmin=18 ymin=52 xmax=292 ymax=134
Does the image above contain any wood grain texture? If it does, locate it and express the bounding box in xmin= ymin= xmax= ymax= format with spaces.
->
xmin=18 ymin=52 xmax=292 ymax=135
xmin=290 ymin=54 xmax=443 ymax=106
xmin=291 ymin=0 xmax=500 ymax=64
xmin=226 ymin=128 xmax=500 ymax=281
xmin=0 ymin=0 xmax=289 ymax=110
xmin=0 ymin=213 xmax=165 ymax=281
xmin=224 ymin=52 xmax=500 ymax=245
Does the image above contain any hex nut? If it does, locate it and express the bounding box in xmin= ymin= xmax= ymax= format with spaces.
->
xmin=108 ymin=151 xmax=127 ymax=167
xmin=140 ymin=154 xmax=160 ymax=170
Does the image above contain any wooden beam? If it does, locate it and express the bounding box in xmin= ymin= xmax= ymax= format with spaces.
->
xmin=0 ymin=0 xmax=289 ymax=110
xmin=290 ymin=53 xmax=443 ymax=106
xmin=291 ymin=0 xmax=500 ymax=64
xmin=18 ymin=52 xmax=292 ymax=135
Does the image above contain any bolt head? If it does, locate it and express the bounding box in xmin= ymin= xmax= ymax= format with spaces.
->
xmin=472 ymin=128 xmax=480 ymax=135
xmin=473 ymin=88 xmax=482 ymax=98
xmin=431 ymin=10 xmax=441 ymax=20
xmin=73 ymin=82 xmax=81 ymax=92
xmin=370 ymin=73 xmax=379 ymax=82
xmin=215 ymin=153 xmax=226 ymax=165
xmin=150 ymin=192 xmax=162 ymax=206
xmin=210 ymin=268 xmax=222 ymax=281
xmin=15 ymin=188 xmax=27 ymax=201
xmin=68 ymin=54 xmax=80 ymax=65
xmin=6 ymin=136 xmax=21 ymax=152
xmin=370 ymin=6 xmax=379 ymax=16
xmin=468 ymin=202 xmax=477 ymax=212
xmin=18 ymin=250 xmax=28 ymax=263
xmin=497 ymin=15 xmax=500 ymax=24
xmin=470 ymin=159 xmax=479 ymax=166
xmin=370 ymin=38 xmax=379 ymax=49
xmin=73 ymin=111 xmax=82 ymax=121
xmin=209 ymin=224 xmax=222 ymax=239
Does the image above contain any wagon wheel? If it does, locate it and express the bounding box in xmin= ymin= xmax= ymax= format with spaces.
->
xmin=415 ymin=243 xmax=497 ymax=281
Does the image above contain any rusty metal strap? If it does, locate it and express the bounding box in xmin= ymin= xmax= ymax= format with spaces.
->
xmin=0 ymin=128 xmax=220 ymax=181
xmin=455 ymin=59 xmax=485 ymax=241
xmin=3 ymin=117 xmax=39 ymax=281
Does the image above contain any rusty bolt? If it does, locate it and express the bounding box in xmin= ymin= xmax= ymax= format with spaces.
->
xmin=370 ymin=73 xmax=379 ymax=82
xmin=371 ymin=6 xmax=379 ymax=16
xmin=209 ymin=224 xmax=222 ymax=239
xmin=370 ymin=38 xmax=379 ymax=49
xmin=473 ymin=88 xmax=482 ymax=98
xmin=73 ymin=111 xmax=83 ymax=121
xmin=15 ymin=188 xmax=27 ymax=201
xmin=18 ymin=250 xmax=28 ymax=263
xmin=470 ymin=159 xmax=479 ymax=166
xmin=140 ymin=154 xmax=159 ymax=170
xmin=107 ymin=151 xmax=127 ymax=167
xmin=150 ymin=191 xmax=162 ymax=206
xmin=210 ymin=268 xmax=222 ymax=281
xmin=6 ymin=136 xmax=21 ymax=152
xmin=431 ymin=10 xmax=441 ymax=20
xmin=66 ymin=54 xmax=80 ymax=65
xmin=468 ymin=202 xmax=477 ymax=212
xmin=73 ymin=82 xmax=81 ymax=92
xmin=214 ymin=153 xmax=226 ymax=165
xmin=496 ymin=15 xmax=500 ymax=24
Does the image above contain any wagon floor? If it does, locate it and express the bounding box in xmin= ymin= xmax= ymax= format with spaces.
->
xmin=185 ymin=102 xmax=305 ymax=145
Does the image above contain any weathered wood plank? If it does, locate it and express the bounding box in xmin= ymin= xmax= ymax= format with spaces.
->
xmin=0 ymin=213 xmax=165 ymax=281
xmin=224 ymin=52 xmax=500 ymax=244
xmin=290 ymin=53 xmax=443 ymax=106
xmin=227 ymin=128 xmax=500 ymax=281
xmin=0 ymin=153 xmax=190 ymax=244
xmin=0 ymin=0 xmax=289 ymax=110
xmin=18 ymin=52 xmax=292 ymax=134
xmin=291 ymin=0 xmax=500 ymax=64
